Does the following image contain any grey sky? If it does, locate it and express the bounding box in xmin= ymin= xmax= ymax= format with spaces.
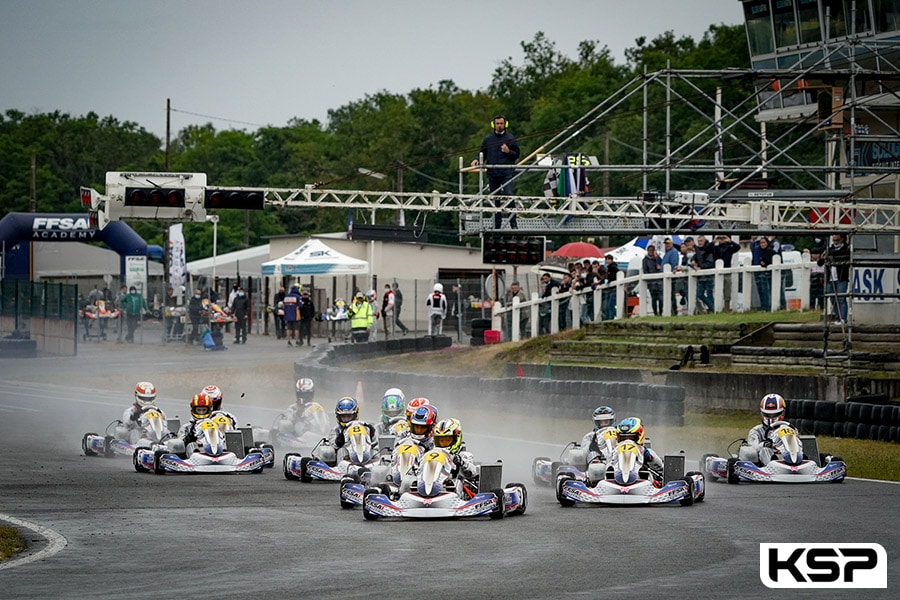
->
xmin=1 ymin=1 xmax=744 ymax=138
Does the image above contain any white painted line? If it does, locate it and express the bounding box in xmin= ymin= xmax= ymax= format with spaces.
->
xmin=846 ymin=476 xmax=900 ymax=485
xmin=0 ymin=514 xmax=67 ymax=570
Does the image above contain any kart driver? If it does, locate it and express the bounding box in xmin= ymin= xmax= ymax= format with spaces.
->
xmin=178 ymin=393 xmax=215 ymax=449
xmin=739 ymin=393 xmax=792 ymax=466
xmin=200 ymin=384 xmax=238 ymax=430
xmin=377 ymin=387 xmax=406 ymax=436
xmin=615 ymin=417 xmax=665 ymax=480
xmin=408 ymin=404 xmax=438 ymax=452
xmin=329 ymin=396 xmax=379 ymax=458
xmin=433 ymin=418 xmax=478 ymax=482
xmin=581 ymin=406 xmax=618 ymax=466
xmin=117 ymin=382 xmax=160 ymax=441
xmin=278 ymin=378 xmax=329 ymax=436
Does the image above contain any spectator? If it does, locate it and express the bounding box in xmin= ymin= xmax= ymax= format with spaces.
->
xmin=283 ymin=284 xmax=302 ymax=347
xmin=808 ymin=243 xmax=826 ymax=311
xmin=538 ymin=273 xmax=558 ymax=335
xmin=693 ymin=235 xmax=715 ymax=313
xmin=231 ymin=287 xmax=250 ymax=344
xmin=187 ymin=288 xmax=205 ymax=345
xmin=273 ymin=285 xmax=286 ymax=340
xmin=347 ymin=290 xmax=373 ymax=343
xmin=753 ymin=237 xmax=775 ymax=312
xmin=504 ymin=280 xmax=528 ymax=339
xmin=470 ymin=114 xmax=521 ymax=229
xmin=298 ymin=289 xmax=316 ymax=346
xmin=710 ymin=234 xmax=741 ymax=311
xmin=367 ymin=289 xmax=380 ymax=342
xmin=426 ymin=283 xmax=448 ymax=336
xmin=381 ymin=283 xmax=395 ymax=339
xmin=661 ymin=237 xmax=681 ymax=314
xmin=557 ymin=272 xmax=573 ymax=330
xmin=642 ymin=244 xmax=663 ymax=316
xmin=602 ymin=255 xmax=619 ymax=320
xmin=573 ymin=264 xmax=597 ymax=323
xmin=120 ymin=285 xmax=148 ymax=343
xmin=88 ymin=284 xmax=103 ymax=305
xmin=818 ymin=233 xmax=850 ymax=323
xmin=392 ymin=282 xmax=409 ymax=335
xmin=115 ymin=285 xmax=128 ymax=343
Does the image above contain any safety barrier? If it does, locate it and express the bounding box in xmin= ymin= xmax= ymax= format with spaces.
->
xmin=788 ymin=395 xmax=900 ymax=442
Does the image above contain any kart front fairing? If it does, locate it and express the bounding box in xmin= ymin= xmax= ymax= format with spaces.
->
xmin=558 ymin=477 xmax=690 ymax=505
xmin=706 ymin=456 xmax=847 ymax=483
xmin=363 ymin=490 xmax=500 ymax=518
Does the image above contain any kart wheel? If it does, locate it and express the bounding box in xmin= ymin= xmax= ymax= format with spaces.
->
xmin=489 ymin=488 xmax=505 ymax=519
xmin=699 ymin=453 xmax=717 ymax=482
xmin=532 ymin=457 xmax=551 ymax=486
xmin=506 ymin=482 xmax=527 ymax=516
xmin=153 ymin=450 xmax=166 ymax=475
xmin=299 ymin=456 xmax=313 ymax=483
xmin=132 ymin=447 xmax=149 ymax=473
xmin=82 ymin=433 xmax=98 ymax=457
xmin=283 ymin=452 xmax=299 ymax=480
xmin=679 ymin=481 xmax=695 ymax=507
xmin=362 ymin=489 xmax=379 ymax=520
xmin=556 ymin=475 xmax=575 ymax=507
xmin=685 ymin=471 xmax=705 ymax=502
xmin=103 ymin=435 xmax=116 ymax=458
xmin=260 ymin=443 xmax=275 ymax=468
xmin=726 ymin=457 xmax=740 ymax=484
xmin=550 ymin=460 xmax=563 ymax=480
xmin=339 ymin=484 xmax=356 ymax=509
xmin=377 ymin=483 xmax=393 ymax=498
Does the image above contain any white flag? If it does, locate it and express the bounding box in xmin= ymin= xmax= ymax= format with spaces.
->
xmin=168 ymin=223 xmax=186 ymax=289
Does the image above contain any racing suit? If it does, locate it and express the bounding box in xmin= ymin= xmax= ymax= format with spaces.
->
xmin=448 ymin=442 xmax=479 ymax=482
xmin=118 ymin=403 xmax=158 ymax=441
xmin=580 ymin=426 xmax=617 ymax=466
xmin=426 ymin=291 xmax=447 ymax=335
xmin=211 ymin=409 xmax=239 ymax=430
xmin=641 ymin=445 xmax=666 ymax=482
xmin=740 ymin=421 xmax=795 ymax=465
xmin=280 ymin=402 xmax=329 ymax=437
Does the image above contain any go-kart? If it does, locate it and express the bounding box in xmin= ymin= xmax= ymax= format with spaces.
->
xmin=362 ymin=448 xmax=528 ymax=520
xmin=134 ymin=418 xmax=266 ymax=474
xmin=253 ymin=402 xmax=331 ymax=453
xmin=83 ymin=408 xmax=180 ymax=459
xmin=532 ymin=427 xmax=617 ymax=486
xmin=556 ymin=440 xmax=705 ymax=507
xmin=283 ymin=422 xmax=385 ymax=484
xmin=700 ymin=424 xmax=846 ymax=484
xmin=340 ymin=436 xmax=414 ymax=509
xmin=205 ymin=413 xmax=275 ymax=469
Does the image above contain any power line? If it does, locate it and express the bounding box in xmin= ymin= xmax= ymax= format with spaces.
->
xmin=170 ymin=107 xmax=271 ymax=130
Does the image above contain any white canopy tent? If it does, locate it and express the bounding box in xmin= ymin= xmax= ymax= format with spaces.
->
xmin=261 ymin=238 xmax=369 ymax=276
xmin=187 ymin=244 xmax=270 ymax=278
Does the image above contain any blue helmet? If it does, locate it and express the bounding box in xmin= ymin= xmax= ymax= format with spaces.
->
xmin=616 ymin=417 xmax=644 ymax=445
xmin=592 ymin=406 xmax=616 ymax=431
xmin=335 ymin=396 xmax=359 ymax=426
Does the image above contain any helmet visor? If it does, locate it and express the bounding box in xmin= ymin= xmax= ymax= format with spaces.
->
xmin=434 ymin=433 xmax=454 ymax=448
xmin=410 ymin=422 xmax=430 ymax=437
xmin=192 ymin=405 xmax=211 ymax=418
xmin=337 ymin=412 xmax=356 ymax=424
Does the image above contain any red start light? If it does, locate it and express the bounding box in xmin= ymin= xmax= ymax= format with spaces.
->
xmin=81 ymin=189 xmax=92 ymax=207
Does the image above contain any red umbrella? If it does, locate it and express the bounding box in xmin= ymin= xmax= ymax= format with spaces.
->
xmin=552 ymin=241 xmax=604 ymax=259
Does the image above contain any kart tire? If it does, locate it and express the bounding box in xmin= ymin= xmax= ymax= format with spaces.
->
xmin=506 ymin=482 xmax=527 ymax=516
xmin=378 ymin=483 xmax=393 ymax=498
xmin=699 ymin=453 xmax=717 ymax=482
xmin=532 ymin=456 xmax=552 ymax=486
xmin=471 ymin=318 xmax=492 ymax=330
xmin=299 ymin=456 xmax=313 ymax=483
xmin=362 ymin=489 xmax=379 ymax=520
xmin=133 ymin=447 xmax=149 ymax=473
xmin=82 ymin=433 xmax=99 ymax=457
xmin=489 ymin=488 xmax=505 ymax=519
xmin=260 ymin=443 xmax=275 ymax=468
xmin=103 ymin=435 xmax=116 ymax=458
xmin=685 ymin=471 xmax=704 ymax=502
xmin=679 ymin=478 xmax=695 ymax=506
xmin=550 ymin=461 xmax=564 ymax=480
xmin=726 ymin=457 xmax=740 ymax=484
xmin=556 ymin=475 xmax=576 ymax=507
xmin=283 ymin=452 xmax=300 ymax=480
xmin=339 ymin=484 xmax=356 ymax=510
xmin=153 ymin=450 xmax=166 ymax=475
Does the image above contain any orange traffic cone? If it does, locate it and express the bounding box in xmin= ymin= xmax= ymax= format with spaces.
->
xmin=515 ymin=363 xmax=524 ymax=378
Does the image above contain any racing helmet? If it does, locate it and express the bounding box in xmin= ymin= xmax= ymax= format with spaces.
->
xmin=433 ymin=418 xmax=463 ymax=454
xmin=335 ymin=298 xmax=345 ymax=307
xmin=592 ymin=406 xmax=616 ymax=431
xmin=405 ymin=397 xmax=430 ymax=422
xmin=760 ymin=393 xmax=786 ymax=427
xmin=190 ymin=394 xmax=214 ymax=419
xmin=381 ymin=388 xmax=405 ymax=424
xmin=134 ymin=381 xmax=157 ymax=407
xmin=201 ymin=385 xmax=223 ymax=411
xmin=409 ymin=405 xmax=438 ymax=442
xmin=295 ymin=378 xmax=315 ymax=404
xmin=335 ymin=396 xmax=359 ymax=427
xmin=433 ymin=283 xmax=443 ymax=293
xmin=616 ymin=417 xmax=645 ymax=445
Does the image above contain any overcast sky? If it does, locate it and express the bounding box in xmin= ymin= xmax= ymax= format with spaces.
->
xmin=2 ymin=1 xmax=744 ymax=138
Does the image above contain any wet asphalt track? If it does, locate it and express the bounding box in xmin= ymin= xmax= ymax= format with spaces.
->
xmin=1 ymin=333 xmax=898 ymax=599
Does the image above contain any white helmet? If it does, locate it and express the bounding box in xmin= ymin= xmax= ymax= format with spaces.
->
xmin=134 ymin=382 xmax=157 ymax=407
xmin=433 ymin=283 xmax=443 ymax=293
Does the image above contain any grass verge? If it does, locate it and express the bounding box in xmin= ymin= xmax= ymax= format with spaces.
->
xmin=0 ymin=525 xmax=26 ymax=561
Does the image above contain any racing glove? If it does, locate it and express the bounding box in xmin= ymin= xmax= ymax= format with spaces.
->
xmin=762 ymin=439 xmax=774 ymax=448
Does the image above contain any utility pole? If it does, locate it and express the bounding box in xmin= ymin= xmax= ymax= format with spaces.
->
xmin=397 ymin=158 xmax=405 ymax=226
xmin=165 ymin=98 xmax=171 ymax=172
xmin=30 ymin=152 xmax=37 ymax=212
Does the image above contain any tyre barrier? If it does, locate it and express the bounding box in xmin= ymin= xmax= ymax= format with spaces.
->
xmin=787 ymin=398 xmax=900 ymax=442
xmin=295 ymin=341 xmax=685 ymax=425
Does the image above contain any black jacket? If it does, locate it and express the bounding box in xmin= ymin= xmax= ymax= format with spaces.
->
xmin=478 ymin=131 xmax=520 ymax=178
